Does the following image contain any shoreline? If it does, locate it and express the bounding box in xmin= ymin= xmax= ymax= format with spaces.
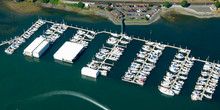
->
xmin=3 ymin=1 xmax=220 ymax=25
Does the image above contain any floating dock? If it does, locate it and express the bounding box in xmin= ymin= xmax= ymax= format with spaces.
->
xmin=81 ymin=34 xmax=131 ymax=78
xmin=191 ymin=62 xmax=219 ymax=101
xmin=4 ymin=19 xmax=46 ymax=54
xmin=122 ymin=41 xmax=165 ymax=86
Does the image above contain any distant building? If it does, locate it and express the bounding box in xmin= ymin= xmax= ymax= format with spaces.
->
xmin=210 ymin=4 xmax=217 ymax=11
xmin=111 ymin=9 xmax=124 ymax=19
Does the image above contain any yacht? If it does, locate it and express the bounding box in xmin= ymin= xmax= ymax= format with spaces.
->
xmin=175 ymin=53 xmax=185 ymax=59
xmin=135 ymin=58 xmax=145 ymax=63
xmin=204 ymin=94 xmax=212 ymax=99
xmin=120 ymin=40 xmax=129 ymax=44
xmin=107 ymin=37 xmax=118 ymax=45
xmin=158 ymin=86 xmax=174 ymax=96
xmin=86 ymin=34 xmax=95 ymax=39
xmin=191 ymin=91 xmax=201 ymax=101
xmin=123 ymin=35 xmax=132 ymax=40
xmin=156 ymin=43 xmax=166 ymax=50
xmin=142 ymin=45 xmax=151 ymax=52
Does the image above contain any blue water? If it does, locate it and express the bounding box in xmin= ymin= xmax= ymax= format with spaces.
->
xmin=0 ymin=2 xmax=219 ymax=110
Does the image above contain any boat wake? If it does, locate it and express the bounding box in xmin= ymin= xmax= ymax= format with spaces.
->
xmin=7 ymin=90 xmax=110 ymax=110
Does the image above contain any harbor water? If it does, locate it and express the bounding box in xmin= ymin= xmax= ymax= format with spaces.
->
xmin=0 ymin=3 xmax=220 ymax=110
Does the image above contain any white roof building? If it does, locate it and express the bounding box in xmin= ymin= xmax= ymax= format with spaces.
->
xmin=210 ymin=4 xmax=217 ymax=11
xmin=53 ymin=41 xmax=85 ymax=63
xmin=81 ymin=67 xmax=100 ymax=78
xmin=33 ymin=40 xmax=50 ymax=58
xmin=23 ymin=37 xmax=45 ymax=57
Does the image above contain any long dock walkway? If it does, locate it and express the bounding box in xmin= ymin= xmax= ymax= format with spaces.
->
xmin=97 ymin=34 xmax=125 ymax=72
xmin=169 ymin=49 xmax=191 ymax=90
xmin=5 ymin=19 xmax=45 ymax=54
xmin=0 ymin=41 xmax=9 ymax=46
xmin=29 ymin=19 xmax=219 ymax=67
xmin=199 ymin=63 xmax=216 ymax=100
xmin=122 ymin=43 xmax=158 ymax=86
xmin=132 ymin=37 xmax=218 ymax=66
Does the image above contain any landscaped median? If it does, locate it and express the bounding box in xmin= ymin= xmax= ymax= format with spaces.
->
xmin=124 ymin=19 xmax=147 ymax=22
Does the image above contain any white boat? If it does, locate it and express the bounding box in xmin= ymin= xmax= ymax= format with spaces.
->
xmin=169 ymin=66 xmax=179 ymax=73
xmin=142 ymin=45 xmax=151 ymax=52
xmin=123 ymin=35 xmax=132 ymax=40
xmin=135 ymin=58 xmax=145 ymax=63
xmin=161 ymin=81 xmax=171 ymax=88
xmin=179 ymin=75 xmax=187 ymax=80
xmin=175 ymin=53 xmax=185 ymax=59
xmin=90 ymin=31 xmax=97 ymax=35
xmin=203 ymin=63 xmax=212 ymax=70
xmin=111 ymin=33 xmax=118 ymax=37
xmin=120 ymin=40 xmax=129 ymax=44
xmin=158 ymin=86 xmax=174 ymax=96
xmin=204 ymin=94 xmax=212 ymax=99
xmin=156 ymin=43 xmax=166 ymax=50
xmin=145 ymin=41 xmax=154 ymax=45
xmin=195 ymin=85 xmax=203 ymax=90
xmin=191 ymin=91 xmax=200 ymax=101
xmin=173 ymin=89 xmax=180 ymax=95
xmin=107 ymin=37 xmax=118 ymax=45
xmin=86 ymin=34 xmax=95 ymax=39
xmin=179 ymin=49 xmax=188 ymax=53
xmin=45 ymin=29 xmax=53 ymax=34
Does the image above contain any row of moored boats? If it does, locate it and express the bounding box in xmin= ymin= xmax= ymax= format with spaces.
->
xmin=70 ymin=30 xmax=97 ymax=47
xmin=42 ymin=23 xmax=68 ymax=44
xmin=122 ymin=41 xmax=166 ymax=86
xmin=158 ymin=49 xmax=194 ymax=96
xmin=191 ymin=63 xmax=220 ymax=101
xmin=5 ymin=19 xmax=46 ymax=54
xmin=86 ymin=34 xmax=132 ymax=76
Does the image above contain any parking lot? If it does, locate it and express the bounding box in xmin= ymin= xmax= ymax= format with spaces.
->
xmin=91 ymin=3 xmax=160 ymax=20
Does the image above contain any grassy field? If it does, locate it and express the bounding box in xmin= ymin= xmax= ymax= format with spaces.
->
xmin=3 ymin=0 xmax=41 ymax=14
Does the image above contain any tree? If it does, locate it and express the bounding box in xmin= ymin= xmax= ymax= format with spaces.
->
xmin=164 ymin=1 xmax=169 ymax=8
xmin=107 ymin=1 xmax=111 ymax=6
xmin=15 ymin=0 xmax=23 ymax=2
xmin=215 ymin=0 xmax=220 ymax=8
xmin=145 ymin=17 xmax=148 ymax=21
xmin=40 ymin=0 xmax=50 ymax=3
xmin=106 ymin=6 xmax=112 ymax=11
xmin=78 ymin=1 xmax=85 ymax=8
xmin=27 ymin=0 xmax=36 ymax=2
xmin=146 ymin=7 xmax=150 ymax=11
xmin=157 ymin=4 xmax=161 ymax=8
xmin=148 ymin=3 xmax=153 ymax=7
xmin=181 ymin=0 xmax=188 ymax=7
xmin=50 ymin=0 xmax=59 ymax=4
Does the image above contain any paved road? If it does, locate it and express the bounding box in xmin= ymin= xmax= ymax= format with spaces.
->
xmin=65 ymin=0 xmax=214 ymax=5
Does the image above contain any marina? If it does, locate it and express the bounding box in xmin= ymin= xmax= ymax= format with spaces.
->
xmin=1 ymin=2 xmax=220 ymax=109
xmin=0 ymin=19 xmax=219 ymax=101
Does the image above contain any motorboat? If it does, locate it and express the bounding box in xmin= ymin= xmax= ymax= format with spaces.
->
xmin=158 ymin=86 xmax=174 ymax=96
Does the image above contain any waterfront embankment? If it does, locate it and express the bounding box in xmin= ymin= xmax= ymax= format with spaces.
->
xmin=3 ymin=0 xmax=220 ymax=25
